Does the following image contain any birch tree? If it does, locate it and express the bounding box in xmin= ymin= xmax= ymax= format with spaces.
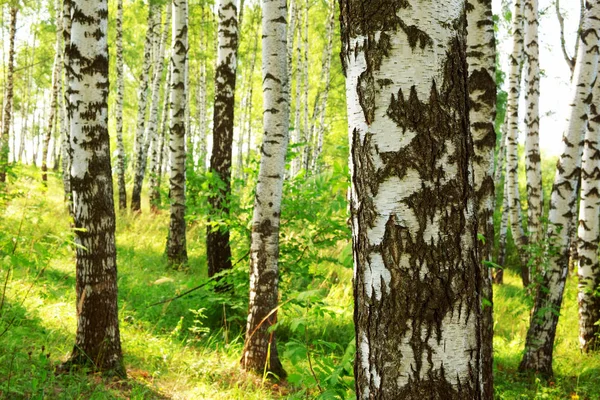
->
xmin=467 ymin=0 xmax=496 ymax=397
xmin=241 ymin=0 xmax=288 ymax=379
xmin=310 ymin=0 xmax=335 ymax=173
xmin=207 ymin=0 xmax=239 ymax=278
xmin=149 ymin=64 xmax=171 ymax=211
xmin=64 ymin=0 xmax=124 ymax=375
xmin=131 ymin=4 xmax=159 ymax=212
xmin=577 ymin=74 xmax=600 ymax=352
xmin=115 ymin=0 xmax=127 ymax=211
xmin=42 ymin=0 xmax=64 ymax=184
xmin=519 ymin=0 xmax=600 ymax=375
xmin=0 ymin=6 xmax=17 ymax=183
xmin=504 ymin=0 xmax=529 ymax=286
xmin=166 ymin=0 xmax=188 ymax=265
xmin=340 ymin=0 xmax=487 ymax=397
xmin=524 ymin=0 xmax=543 ymax=245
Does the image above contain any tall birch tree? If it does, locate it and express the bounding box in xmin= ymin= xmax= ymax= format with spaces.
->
xmin=166 ymin=0 xmax=188 ymax=265
xmin=340 ymin=0 xmax=487 ymax=397
xmin=64 ymin=0 xmax=124 ymax=375
xmin=467 ymin=0 xmax=496 ymax=397
xmin=115 ymin=0 xmax=127 ymax=211
xmin=241 ymin=0 xmax=288 ymax=379
xmin=524 ymin=0 xmax=543 ymax=245
xmin=207 ymin=0 xmax=239 ymax=278
xmin=131 ymin=3 xmax=159 ymax=212
xmin=519 ymin=0 xmax=600 ymax=375
xmin=504 ymin=0 xmax=529 ymax=286
xmin=577 ymin=75 xmax=600 ymax=352
xmin=0 ymin=6 xmax=17 ymax=184
xmin=42 ymin=0 xmax=64 ymax=184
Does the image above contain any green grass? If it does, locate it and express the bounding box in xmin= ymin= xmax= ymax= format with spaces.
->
xmin=0 ymin=165 xmax=599 ymax=399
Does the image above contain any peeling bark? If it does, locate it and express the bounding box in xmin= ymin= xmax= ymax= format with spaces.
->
xmin=340 ymin=0 xmax=485 ymax=397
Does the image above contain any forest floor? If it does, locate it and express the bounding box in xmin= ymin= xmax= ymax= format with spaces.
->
xmin=0 ymin=166 xmax=599 ymax=399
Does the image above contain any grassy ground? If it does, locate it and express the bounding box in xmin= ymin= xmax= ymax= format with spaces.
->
xmin=0 ymin=166 xmax=599 ymax=399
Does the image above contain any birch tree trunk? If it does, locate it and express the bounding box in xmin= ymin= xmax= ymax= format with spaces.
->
xmin=150 ymin=64 xmax=171 ymax=211
xmin=61 ymin=0 xmax=73 ymax=207
xmin=301 ymin=0 xmax=310 ymax=172
xmin=131 ymin=4 xmax=159 ymax=212
xmin=467 ymin=0 xmax=496 ymax=397
xmin=241 ymin=0 xmax=288 ymax=379
xmin=505 ymin=0 xmax=529 ymax=286
xmin=195 ymin=5 xmax=208 ymax=172
xmin=139 ymin=4 xmax=170 ymax=212
xmin=207 ymin=0 xmax=239 ymax=279
xmin=0 ymin=6 xmax=17 ymax=183
xmin=115 ymin=0 xmax=127 ymax=211
xmin=519 ymin=0 xmax=600 ymax=375
xmin=291 ymin=13 xmax=302 ymax=177
xmin=495 ymin=182 xmax=509 ymax=284
xmin=577 ymin=75 xmax=600 ymax=352
xmin=166 ymin=0 xmax=188 ymax=265
xmin=524 ymin=0 xmax=543 ymax=245
xmin=42 ymin=0 xmax=64 ymax=184
xmin=64 ymin=0 xmax=124 ymax=375
xmin=310 ymin=0 xmax=335 ymax=173
xmin=340 ymin=0 xmax=486 ymax=397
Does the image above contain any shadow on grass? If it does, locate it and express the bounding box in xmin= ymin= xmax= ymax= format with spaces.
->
xmin=0 ymin=297 xmax=173 ymax=399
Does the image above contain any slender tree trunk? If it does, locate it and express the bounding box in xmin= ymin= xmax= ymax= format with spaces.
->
xmin=519 ymin=0 xmax=600 ymax=375
xmin=291 ymin=11 xmax=302 ymax=177
xmin=207 ymin=0 xmax=239 ymax=279
xmin=166 ymin=0 xmax=189 ymax=265
xmin=42 ymin=0 xmax=64 ymax=184
xmin=241 ymin=0 xmax=289 ymax=379
xmin=505 ymin=0 xmax=530 ymax=286
xmin=64 ymin=0 xmax=124 ymax=375
xmin=195 ymin=5 xmax=208 ymax=172
xmin=61 ymin=0 xmax=73 ymax=208
xmin=577 ymin=75 xmax=600 ymax=352
xmin=131 ymin=4 xmax=159 ymax=212
xmin=115 ymin=0 xmax=127 ymax=211
xmin=301 ymin=0 xmax=310 ymax=172
xmin=340 ymin=0 xmax=486 ymax=397
xmin=0 ymin=6 xmax=17 ymax=183
xmin=140 ymin=5 xmax=170 ymax=212
xmin=310 ymin=0 xmax=335 ymax=173
xmin=524 ymin=0 xmax=543 ymax=246
xmin=467 ymin=0 xmax=496 ymax=397
xmin=150 ymin=64 xmax=171 ymax=211
xmin=495 ymin=181 xmax=509 ymax=284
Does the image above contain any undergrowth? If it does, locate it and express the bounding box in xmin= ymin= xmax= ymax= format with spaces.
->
xmin=0 ymin=165 xmax=599 ymax=399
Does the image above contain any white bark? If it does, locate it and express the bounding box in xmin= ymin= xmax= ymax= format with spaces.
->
xmin=241 ymin=0 xmax=289 ymax=378
xmin=577 ymin=74 xmax=600 ymax=352
xmin=166 ymin=0 xmax=188 ymax=265
xmin=520 ymin=0 xmax=600 ymax=375
xmin=524 ymin=0 xmax=543 ymax=244
xmin=342 ymin=0 xmax=483 ymax=397
xmin=504 ymin=0 xmax=529 ymax=284
xmin=131 ymin=4 xmax=159 ymax=211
